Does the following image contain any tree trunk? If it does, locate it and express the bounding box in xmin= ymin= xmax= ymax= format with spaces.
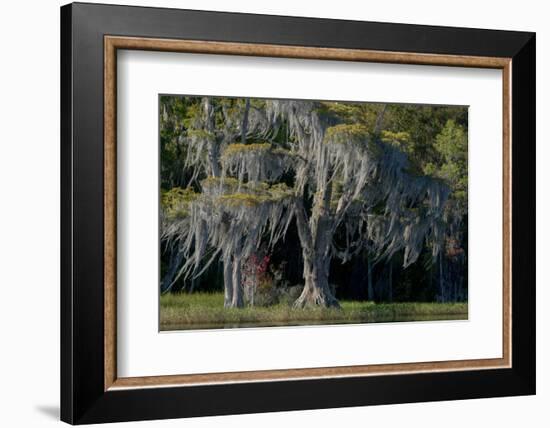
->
xmin=452 ymin=260 xmax=458 ymax=302
xmin=231 ymin=256 xmax=244 ymax=308
xmin=367 ymin=257 xmax=374 ymax=301
xmin=293 ymin=196 xmax=339 ymax=308
xmin=188 ymin=276 xmax=196 ymax=294
xmin=294 ymin=252 xmax=339 ymax=308
xmin=250 ymin=278 xmax=256 ymax=307
xmin=388 ymin=260 xmax=393 ymax=302
xmin=223 ymin=256 xmax=233 ymax=308
xmin=207 ymin=143 xmax=221 ymax=177
xmin=439 ymin=251 xmax=446 ymax=302
xmin=160 ymin=247 xmax=184 ymax=293
xmin=203 ymin=97 xmax=221 ymax=178
xmin=241 ymin=99 xmax=250 ymax=144
xmin=374 ymin=104 xmax=387 ymax=135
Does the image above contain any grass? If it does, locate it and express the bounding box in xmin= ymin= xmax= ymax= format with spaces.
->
xmin=160 ymin=292 xmax=468 ymax=331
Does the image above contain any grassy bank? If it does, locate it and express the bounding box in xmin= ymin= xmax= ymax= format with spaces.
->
xmin=160 ymin=292 xmax=468 ymax=331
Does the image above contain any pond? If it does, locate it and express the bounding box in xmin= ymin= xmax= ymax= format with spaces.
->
xmin=161 ymin=313 xmax=467 ymax=332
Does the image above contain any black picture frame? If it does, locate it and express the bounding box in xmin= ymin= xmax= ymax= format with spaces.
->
xmin=61 ymin=2 xmax=535 ymax=424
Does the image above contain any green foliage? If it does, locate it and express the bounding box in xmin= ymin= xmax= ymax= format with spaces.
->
xmin=222 ymin=142 xmax=272 ymax=158
xmin=325 ymin=123 xmax=371 ymax=144
xmin=201 ymin=176 xmax=241 ymax=188
xmin=424 ymin=120 xmax=468 ymax=205
xmin=318 ymin=101 xmax=384 ymax=129
xmin=435 ymin=120 xmax=468 ymax=161
xmin=217 ymin=193 xmax=268 ymax=207
xmin=268 ymin=183 xmax=295 ymax=200
xmin=160 ymin=96 xmax=196 ymax=190
xmin=187 ymin=129 xmax=214 ymax=140
xmin=383 ymin=104 xmax=467 ymax=170
xmin=161 ymin=187 xmax=198 ymax=219
xmin=381 ymin=130 xmax=412 ymax=149
xmin=216 ymin=183 xmax=294 ymax=207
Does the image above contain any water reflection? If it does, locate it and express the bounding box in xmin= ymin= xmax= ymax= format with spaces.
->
xmin=162 ymin=313 xmax=467 ymax=332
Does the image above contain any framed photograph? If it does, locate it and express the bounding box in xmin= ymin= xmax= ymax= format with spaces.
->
xmin=60 ymin=2 xmax=535 ymax=424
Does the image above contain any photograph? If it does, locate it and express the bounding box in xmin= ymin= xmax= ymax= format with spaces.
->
xmin=53 ymin=1 xmax=536 ymax=425
xmin=159 ymin=95 xmax=469 ymax=331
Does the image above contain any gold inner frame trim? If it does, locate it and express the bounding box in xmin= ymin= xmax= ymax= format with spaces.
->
xmin=104 ymin=35 xmax=512 ymax=391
